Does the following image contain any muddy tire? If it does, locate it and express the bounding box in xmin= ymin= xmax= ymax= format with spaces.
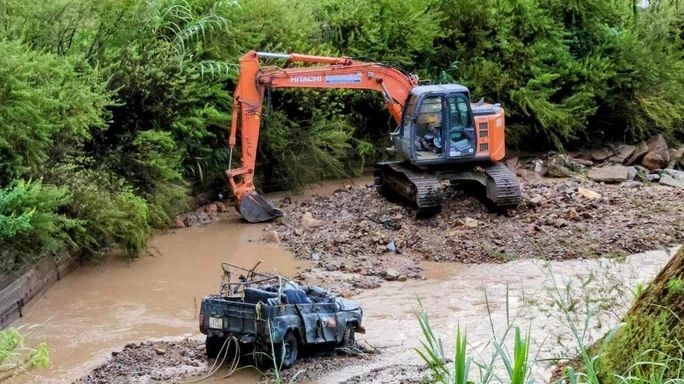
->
xmin=273 ymin=331 xmax=298 ymax=369
xmin=339 ymin=323 xmax=356 ymax=347
xmin=205 ymin=336 xmax=226 ymax=359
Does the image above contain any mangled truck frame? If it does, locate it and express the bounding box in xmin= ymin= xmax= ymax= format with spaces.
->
xmin=199 ymin=262 xmax=365 ymax=369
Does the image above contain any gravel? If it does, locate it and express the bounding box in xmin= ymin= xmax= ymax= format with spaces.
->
xmin=269 ymin=177 xmax=684 ymax=280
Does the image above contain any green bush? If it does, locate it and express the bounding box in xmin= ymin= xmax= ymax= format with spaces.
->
xmin=0 ymin=180 xmax=80 ymax=272
xmin=0 ymin=39 xmax=109 ymax=183
xmin=47 ymin=164 xmax=150 ymax=259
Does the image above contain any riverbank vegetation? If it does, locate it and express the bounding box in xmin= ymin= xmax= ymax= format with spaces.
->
xmin=0 ymin=328 xmax=49 ymax=381
xmin=0 ymin=0 xmax=682 ymax=272
xmin=416 ymin=247 xmax=684 ymax=383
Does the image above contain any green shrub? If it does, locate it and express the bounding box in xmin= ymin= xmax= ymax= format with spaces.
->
xmin=0 ymin=180 xmax=80 ymax=273
xmin=0 ymin=328 xmax=49 ymax=377
xmin=47 ymin=164 xmax=150 ymax=260
xmin=0 ymin=39 xmax=109 ymax=183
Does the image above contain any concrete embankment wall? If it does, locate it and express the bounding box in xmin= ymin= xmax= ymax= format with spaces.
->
xmin=0 ymin=252 xmax=80 ymax=328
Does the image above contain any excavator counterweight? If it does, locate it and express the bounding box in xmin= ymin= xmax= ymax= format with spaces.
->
xmin=225 ymin=50 xmax=521 ymax=222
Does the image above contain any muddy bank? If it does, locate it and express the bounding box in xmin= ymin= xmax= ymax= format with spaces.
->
xmin=269 ymin=177 xmax=683 ymax=280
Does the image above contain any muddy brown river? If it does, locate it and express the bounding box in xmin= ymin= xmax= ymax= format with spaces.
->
xmin=7 ymin=179 xmax=678 ymax=384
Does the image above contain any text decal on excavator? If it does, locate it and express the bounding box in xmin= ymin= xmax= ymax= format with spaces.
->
xmin=290 ymin=76 xmax=322 ymax=83
xmin=325 ymin=73 xmax=362 ymax=84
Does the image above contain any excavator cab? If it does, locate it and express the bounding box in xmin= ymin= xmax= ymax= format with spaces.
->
xmin=393 ymin=85 xmax=477 ymax=165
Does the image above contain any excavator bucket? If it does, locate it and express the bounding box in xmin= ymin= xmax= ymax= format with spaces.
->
xmin=237 ymin=191 xmax=283 ymax=223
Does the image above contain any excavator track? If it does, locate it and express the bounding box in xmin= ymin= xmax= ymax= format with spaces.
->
xmin=438 ymin=162 xmax=522 ymax=207
xmin=374 ymin=162 xmax=443 ymax=216
xmin=482 ymin=163 xmax=522 ymax=207
xmin=375 ymin=162 xmax=522 ymax=216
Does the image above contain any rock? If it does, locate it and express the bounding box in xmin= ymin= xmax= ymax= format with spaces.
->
xmin=310 ymin=253 xmax=320 ymax=261
xmin=533 ymin=159 xmax=547 ymax=176
xmin=663 ymin=169 xmax=684 ymax=180
xmin=591 ymin=148 xmax=613 ymax=162
xmin=587 ymin=165 xmax=630 ymax=183
xmin=609 ymin=144 xmax=636 ymax=163
xmin=125 ymin=343 xmax=136 ymax=349
xmin=528 ymin=194 xmax=545 ymax=206
xmin=263 ymin=230 xmax=280 ymax=244
xmin=396 ymin=274 xmax=408 ymax=282
xmin=172 ymin=216 xmax=185 ymax=228
xmin=301 ymin=212 xmax=322 ymax=229
xmin=111 ymin=351 xmax=120 ymax=357
xmin=627 ymin=167 xmax=637 ymax=181
xmin=577 ymin=187 xmax=601 ymax=200
xmin=619 ymin=181 xmax=643 ymax=189
xmin=545 ymin=155 xmax=579 ymax=177
xmin=666 ymin=146 xmax=684 ymax=168
xmin=626 ymin=141 xmax=648 ymax=165
xmin=294 ymin=228 xmax=303 ymax=236
xmin=647 ymin=173 xmax=660 ymax=182
xmin=573 ymin=158 xmax=594 ymax=167
xmin=384 ymin=268 xmax=400 ymax=281
xmin=505 ymin=157 xmax=519 ymax=173
xmin=659 ymin=174 xmax=684 ymax=189
xmin=215 ymin=201 xmax=228 ymax=212
xmin=203 ymin=203 xmax=218 ymax=215
xmin=154 ymin=348 xmax=166 ymax=356
xmin=196 ymin=211 xmax=213 ymax=225
xmin=386 ymin=241 xmax=397 ymax=253
xmin=458 ymin=217 xmax=479 ymax=228
xmin=641 ymin=134 xmax=670 ymax=170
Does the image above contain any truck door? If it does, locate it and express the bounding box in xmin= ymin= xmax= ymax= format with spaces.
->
xmin=297 ymin=303 xmax=338 ymax=344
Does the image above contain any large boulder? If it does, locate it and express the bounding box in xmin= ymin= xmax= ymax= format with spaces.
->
xmin=590 ymin=147 xmax=613 ymax=162
xmin=641 ymin=134 xmax=670 ymax=170
xmin=609 ymin=144 xmax=635 ymax=163
xmin=659 ymin=174 xmax=684 ymax=189
xmin=625 ymin=141 xmax=648 ymax=165
xmin=666 ymin=146 xmax=684 ymax=169
xmin=587 ymin=165 xmax=630 ymax=183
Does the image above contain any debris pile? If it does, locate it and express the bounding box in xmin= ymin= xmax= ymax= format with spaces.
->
xmin=268 ymin=177 xmax=683 ymax=278
xmin=172 ymin=201 xmax=230 ymax=228
xmin=76 ymin=339 xmax=207 ymax=384
xmin=514 ymin=134 xmax=684 ymax=187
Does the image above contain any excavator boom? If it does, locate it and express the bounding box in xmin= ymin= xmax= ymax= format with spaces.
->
xmin=226 ymin=50 xmax=418 ymax=222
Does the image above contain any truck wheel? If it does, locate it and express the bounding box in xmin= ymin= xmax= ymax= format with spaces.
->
xmin=205 ymin=336 xmax=226 ymax=359
xmin=339 ymin=323 xmax=356 ymax=347
xmin=273 ymin=331 xmax=298 ymax=369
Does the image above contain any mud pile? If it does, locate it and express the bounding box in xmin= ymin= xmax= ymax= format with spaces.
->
xmin=269 ymin=177 xmax=683 ymax=279
xmin=76 ymin=339 xmax=207 ymax=384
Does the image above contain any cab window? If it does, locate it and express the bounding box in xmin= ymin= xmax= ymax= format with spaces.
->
xmin=414 ymin=96 xmax=443 ymax=157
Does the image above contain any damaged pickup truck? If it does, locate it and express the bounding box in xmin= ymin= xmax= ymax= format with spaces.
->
xmin=199 ymin=263 xmax=364 ymax=369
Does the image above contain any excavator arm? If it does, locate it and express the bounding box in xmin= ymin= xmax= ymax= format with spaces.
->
xmin=227 ymin=50 xmax=418 ymax=222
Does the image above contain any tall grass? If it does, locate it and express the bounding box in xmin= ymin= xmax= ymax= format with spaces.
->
xmin=0 ymin=327 xmax=49 ymax=381
xmin=415 ymin=297 xmax=532 ymax=384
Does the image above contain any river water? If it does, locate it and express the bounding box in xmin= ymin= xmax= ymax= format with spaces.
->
xmin=7 ymin=178 xmax=677 ymax=384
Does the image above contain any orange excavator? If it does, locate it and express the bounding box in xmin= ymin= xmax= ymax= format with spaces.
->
xmin=226 ymin=51 xmax=521 ymax=222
